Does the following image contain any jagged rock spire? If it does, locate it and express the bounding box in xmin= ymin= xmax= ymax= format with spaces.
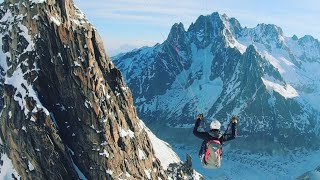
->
xmin=0 ymin=0 xmax=176 ymax=179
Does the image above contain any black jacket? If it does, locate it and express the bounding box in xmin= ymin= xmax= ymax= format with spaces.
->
xmin=193 ymin=118 xmax=236 ymax=156
xmin=193 ymin=118 xmax=236 ymax=144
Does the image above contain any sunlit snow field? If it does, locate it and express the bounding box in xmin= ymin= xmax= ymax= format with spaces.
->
xmin=149 ymin=125 xmax=320 ymax=180
xmin=174 ymin=142 xmax=320 ymax=179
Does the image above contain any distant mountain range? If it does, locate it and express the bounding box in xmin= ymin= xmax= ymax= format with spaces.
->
xmin=113 ymin=12 xmax=320 ymax=149
xmin=108 ymin=44 xmax=138 ymax=57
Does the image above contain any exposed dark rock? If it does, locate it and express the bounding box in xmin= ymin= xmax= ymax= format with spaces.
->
xmin=0 ymin=0 xmax=188 ymax=179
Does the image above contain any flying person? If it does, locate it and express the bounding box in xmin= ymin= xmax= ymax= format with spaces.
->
xmin=193 ymin=114 xmax=237 ymax=168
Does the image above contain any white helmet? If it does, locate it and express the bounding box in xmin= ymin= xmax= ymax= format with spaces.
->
xmin=210 ymin=119 xmax=221 ymax=130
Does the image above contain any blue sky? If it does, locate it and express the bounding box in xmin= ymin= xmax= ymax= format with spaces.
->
xmin=70 ymin=1 xmax=318 ymax=55
xmin=0 ymin=0 xmax=318 ymax=54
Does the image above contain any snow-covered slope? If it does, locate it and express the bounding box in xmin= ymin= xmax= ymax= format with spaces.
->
xmin=0 ymin=153 xmax=20 ymax=180
xmin=139 ymin=119 xmax=181 ymax=169
xmin=173 ymin=144 xmax=320 ymax=180
xmin=139 ymin=119 xmax=202 ymax=179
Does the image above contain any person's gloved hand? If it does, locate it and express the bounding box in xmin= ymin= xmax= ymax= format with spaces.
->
xmin=197 ymin=113 xmax=204 ymax=120
xmin=231 ymin=115 xmax=238 ymax=124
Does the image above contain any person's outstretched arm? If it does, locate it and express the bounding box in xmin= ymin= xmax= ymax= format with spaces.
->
xmin=193 ymin=114 xmax=211 ymax=141
xmin=220 ymin=116 xmax=237 ymax=142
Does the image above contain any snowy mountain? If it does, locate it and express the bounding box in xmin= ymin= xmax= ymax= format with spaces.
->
xmin=112 ymin=12 xmax=320 ymax=179
xmin=0 ymin=0 xmax=201 ymax=179
xmin=113 ymin=12 xmax=320 ymax=149
xmin=108 ymin=44 xmax=139 ymax=57
xmin=298 ymin=165 xmax=320 ymax=180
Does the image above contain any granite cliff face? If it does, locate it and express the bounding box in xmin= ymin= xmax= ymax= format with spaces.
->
xmin=0 ymin=0 xmax=201 ymax=179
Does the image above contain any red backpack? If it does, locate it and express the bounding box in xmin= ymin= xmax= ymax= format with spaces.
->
xmin=202 ymin=140 xmax=222 ymax=168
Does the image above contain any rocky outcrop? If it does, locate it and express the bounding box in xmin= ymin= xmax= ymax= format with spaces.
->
xmin=0 ymin=0 xmax=176 ymax=179
xmin=167 ymin=154 xmax=203 ymax=180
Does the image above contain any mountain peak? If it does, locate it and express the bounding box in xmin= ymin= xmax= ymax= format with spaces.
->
xmin=300 ymin=34 xmax=317 ymax=42
xmin=192 ymin=12 xmax=223 ymax=26
xmin=292 ymin=34 xmax=299 ymax=40
xmin=186 ymin=12 xmax=226 ymax=48
xmin=210 ymin=11 xmax=221 ymax=18
xmin=167 ymin=22 xmax=186 ymax=42
xmin=172 ymin=22 xmax=185 ymax=29
xmin=256 ymin=23 xmax=284 ymax=36
xmin=240 ymin=23 xmax=286 ymax=49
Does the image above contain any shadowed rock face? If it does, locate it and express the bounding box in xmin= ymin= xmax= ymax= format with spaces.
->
xmin=0 ymin=0 xmax=168 ymax=179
